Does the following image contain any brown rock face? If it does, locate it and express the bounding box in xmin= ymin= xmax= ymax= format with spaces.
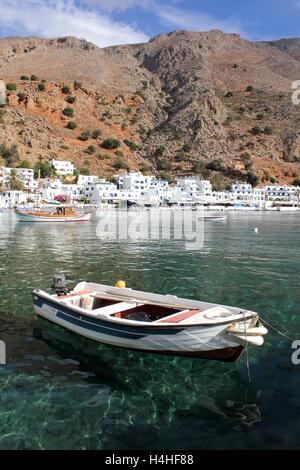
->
xmin=0 ymin=30 xmax=300 ymax=186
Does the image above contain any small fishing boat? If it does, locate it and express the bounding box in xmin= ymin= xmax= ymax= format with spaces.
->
xmin=15 ymin=206 xmax=91 ymax=223
xmin=32 ymin=276 xmax=267 ymax=362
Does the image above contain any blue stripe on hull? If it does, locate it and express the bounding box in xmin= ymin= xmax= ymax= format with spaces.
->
xmin=33 ymin=294 xmax=184 ymax=339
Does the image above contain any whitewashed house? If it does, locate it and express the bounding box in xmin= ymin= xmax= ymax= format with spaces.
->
xmin=52 ymin=160 xmax=75 ymax=176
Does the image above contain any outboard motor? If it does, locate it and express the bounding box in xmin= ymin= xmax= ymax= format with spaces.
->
xmin=52 ymin=274 xmax=68 ymax=296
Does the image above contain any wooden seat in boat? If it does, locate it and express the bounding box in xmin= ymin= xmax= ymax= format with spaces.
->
xmin=156 ymin=309 xmax=201 ymax=324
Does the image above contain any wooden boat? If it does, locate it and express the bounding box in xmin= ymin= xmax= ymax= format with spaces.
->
xmin=15 ymin=206 xmax=91 ymax=222
xmin=32 ymin=277 xmax=267 ymax=362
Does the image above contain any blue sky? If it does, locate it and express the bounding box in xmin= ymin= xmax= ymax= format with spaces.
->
xmin=0 ymin=0 xmax=299 ymax=47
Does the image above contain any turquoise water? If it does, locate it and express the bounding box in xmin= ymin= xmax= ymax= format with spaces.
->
xmin=0 ymin=211 xmax=299 ymax=450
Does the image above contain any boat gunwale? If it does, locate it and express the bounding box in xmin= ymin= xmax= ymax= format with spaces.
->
xmin=32 ymin=289 xmax=258 ymax=329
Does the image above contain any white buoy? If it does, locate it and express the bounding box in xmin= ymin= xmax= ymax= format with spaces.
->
xmin=254 ymin=228 xmax=258 ymax=233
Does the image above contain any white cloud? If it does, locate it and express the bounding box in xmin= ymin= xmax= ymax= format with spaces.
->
xmin=81 ymin=0 xmax=150 ymax=12
xmin=0 ymin=0 xmax=149 ymax=47
xmin=156 ymin=5 xmax=245 ymax=36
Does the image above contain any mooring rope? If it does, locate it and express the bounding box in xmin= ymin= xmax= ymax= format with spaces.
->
xmin=260 ymin=316 xmax=294 ymax=342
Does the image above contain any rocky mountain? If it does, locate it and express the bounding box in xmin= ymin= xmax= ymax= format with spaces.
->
xmin=1 ymin=30 xmax=300 ymax=188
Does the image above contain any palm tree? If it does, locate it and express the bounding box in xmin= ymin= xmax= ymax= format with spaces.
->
xmin=9 ymin=169 xmax=24 ymax=191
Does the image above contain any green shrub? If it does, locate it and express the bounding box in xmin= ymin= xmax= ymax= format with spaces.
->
xmin=0 ymin=143 xmax=20 ymax=166
xmin=61 ymin=85 xmax=71 ymax=94
xmin=37 ymin=83 xmax=45 ymax=91
xmin=112 ymin=158 xmax=129 ymax=170
xmin=250 ymin=126 xmax=261 ymax=135
xmin=66 ymin=121 xmax=77 ymax=129
xmin=6 ymin=82 xmax=17 ymax=91
xmin=155 ymin=145 xmax=166 ymax=157
xmin=18 ymin=160 xmax=32 ymax=169
xmin=225 ymin=91 xmax=234 ymax=97
xmin=182 ymin=143 xmax=192 ymax=153
xmin=17 ymin=92 xmax=27 ymax=102
xmin=124 ymin=139 xmax=139 ymax=151
xmin=102 ymin=138 xmax=120 ymax=149
xmin=92 ymin=129 xmax=101 ymax=139
xmin=240 ymin=152 xmax=251 ymax=161
xmin=77 ymin=167 xmax=90 ymax=175
xmin=62 ymin=106 xmax=74 ymax=117
xmin=78 ymin=130 xmax=91 ymax=141
xmin=206 ymin=159 xmax=226 ymax=172
xmin=264 ymin=126 xmax=273 ymax=135
xmin=246 ymin=85 xmax=253 ymax=92
xmin=74 ymin=81 xmax=82 ymax=91
xmin=31 ymin=75 xmax=38 ymax=81
xmin=66 ymin=95 xmax=76 ymax=104
xmin=20 ymin=75 xmax=29 ymax=81
xmin=293 ymin=179 xmax=300 ymax=187
xmin=157 ymin=158 xmax=172 ymax=171
xmin=86 ymin=145 xmax=96 ymax=155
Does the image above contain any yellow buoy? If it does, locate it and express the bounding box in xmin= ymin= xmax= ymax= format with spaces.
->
xmin=115 ymin=280 xmax=126 ymax=288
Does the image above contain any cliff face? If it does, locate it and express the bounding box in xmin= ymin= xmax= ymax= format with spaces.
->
xmin=0 ymin=31 xmax=300 ymax=186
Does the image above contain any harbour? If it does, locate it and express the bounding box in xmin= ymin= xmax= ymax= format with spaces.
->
xmin=0 ymin=210 xmax=299 ymax=449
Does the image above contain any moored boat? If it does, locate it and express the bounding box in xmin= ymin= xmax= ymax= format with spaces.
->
xmin=32 ymin=276 xmax=267 ymax=362
xmin=15 ymin=206 xmax=91 ymax=222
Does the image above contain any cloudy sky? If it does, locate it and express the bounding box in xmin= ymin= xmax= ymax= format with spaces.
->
xmin=0 ymin=0 xmax=298 ymax=47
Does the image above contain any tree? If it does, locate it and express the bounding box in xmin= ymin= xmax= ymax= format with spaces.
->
xmin=34 ymin=161 xmax=55 ymax=179
xmin=247 ymin=170 xmax=260 ymax=187
xmin=31 ymin=75 xmax=38 ymax=81
xmin=293 ymin=179 xmax=300 ymax=187
xmin=102 ymin=138 xmax=120 ymax=149
xmin=20 ymin=75 xmax=29 ymax=80
xmin=246 ymin=85 xmax=253 ymax=92
xmin=37 ymin=83 xmax=45 ymax=91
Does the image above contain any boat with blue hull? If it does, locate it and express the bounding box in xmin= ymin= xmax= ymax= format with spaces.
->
xmin=32 ymin=277 xmax=268 ymax=362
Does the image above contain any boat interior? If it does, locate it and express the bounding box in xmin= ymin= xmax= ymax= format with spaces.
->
xmin=55 ymin=290 xmax=235 ymax=325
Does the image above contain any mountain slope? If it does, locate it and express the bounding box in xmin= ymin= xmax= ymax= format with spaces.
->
xmin=0 ymin=31 xmax=300 ymax=187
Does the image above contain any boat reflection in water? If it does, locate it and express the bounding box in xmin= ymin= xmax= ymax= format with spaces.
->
xmin=33 ymin=317 xmax=262 ymax=429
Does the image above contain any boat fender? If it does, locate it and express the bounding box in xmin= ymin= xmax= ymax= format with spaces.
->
xmin=115 ymin=280 xmax=126 ymax=288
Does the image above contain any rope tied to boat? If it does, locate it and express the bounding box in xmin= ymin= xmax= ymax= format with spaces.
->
xmin=259 ymin=316 xmax=294 ymax=341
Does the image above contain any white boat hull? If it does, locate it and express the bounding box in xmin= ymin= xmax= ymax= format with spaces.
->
xmin=32 ymin=282 xmax=267 ymax=362
xmin=15 ymin=211 xmax=91 ymax=222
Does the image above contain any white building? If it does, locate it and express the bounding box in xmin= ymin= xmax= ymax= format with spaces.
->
xmin=175 ymin=177 xmax=213 ymax=201
xmin=52 ymin=160 xmax=75 ymax=176
xmin=0 ymin=167 xmax=36 ymax=190
xmin=265 ymin=185 xmax=298 ymax=201
xmin=114 ymin=172 xmax=168 ymax=191
xmin=0 ymin=190 xmax=28 ymax=207
xmin=77 ymin=175 xmax=100 ymax=186
xmin=84 ymin=181 xmax=118 ymax=204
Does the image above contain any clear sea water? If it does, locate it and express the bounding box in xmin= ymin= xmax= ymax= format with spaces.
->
xmin=0 ymin=211 xmax=299 ymax=450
